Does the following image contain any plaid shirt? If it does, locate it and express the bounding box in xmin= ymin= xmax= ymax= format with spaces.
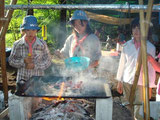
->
xmin=9 ymin=36 xmax=51 ymax=82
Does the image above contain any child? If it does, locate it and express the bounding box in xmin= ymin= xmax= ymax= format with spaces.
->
xmin=116 ymin=18 xmax=156 ymax=120
xmin=9 ymin=15 xmax=51 ymax=84
xmin=55 ymin=10 xmax=101 ymax=69
xmin=8 ymin=15 xmax=52 ymax=119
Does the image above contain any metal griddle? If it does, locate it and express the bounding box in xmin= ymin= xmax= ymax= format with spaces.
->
xmin=16 ymin=76 xmax=111 ymax=99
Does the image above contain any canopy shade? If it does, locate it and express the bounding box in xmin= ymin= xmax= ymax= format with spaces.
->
xmin=85 ymin=11 xmax=133 ymax=25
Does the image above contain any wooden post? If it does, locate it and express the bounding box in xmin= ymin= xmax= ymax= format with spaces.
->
xmin=129 ymin=51 xmax=142 ymax=111
xmin=59 ymin=0 xmax=67 ymax=48
xmin=0 ymin=0 xmax=8 ymax=105
xmin=0 ymin=0 xmax=18 ymax=39
xmin=139 ymin=0 xmax=153 ymax=119
xmin=129 ymin=0 xmax=153 ymax=119
xmin=0 ymin=0 xmax=18 ymax=105
xmin=27 ymin=0 xmax=34 ymax=15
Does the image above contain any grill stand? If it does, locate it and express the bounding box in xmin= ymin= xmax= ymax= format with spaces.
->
xmin=8 ymin=83 xmax=112 ymax=120
xmin=96 ymin=84 xmax=112 ymax=120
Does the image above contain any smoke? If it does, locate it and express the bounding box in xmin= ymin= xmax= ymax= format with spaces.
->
xmin=25 ymin=58 xmax=119 ymax=97
xmin=34 ymin=53 xmax=120 ymax=97
xmin=24 ymin=20 xmax=120 ymax=96
xmin=47 ymin=21 xmax=71 ymax=50
xmin=97 ymin=56 xmax=119 ymax=75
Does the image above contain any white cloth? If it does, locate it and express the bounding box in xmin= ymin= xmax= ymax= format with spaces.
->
xmin=116 ymin=38 xmax=156 ymax=88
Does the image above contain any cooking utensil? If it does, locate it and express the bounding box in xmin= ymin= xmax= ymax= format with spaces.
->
xmin=64 ymin=56 xmax=90 ymax=72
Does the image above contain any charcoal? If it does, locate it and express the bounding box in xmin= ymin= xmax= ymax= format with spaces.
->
xmin=30 ymin=99 xmax=95 ymax=120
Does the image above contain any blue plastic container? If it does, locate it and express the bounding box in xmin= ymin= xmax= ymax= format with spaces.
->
xmin=64 ymin=57 xmax=90 ymax=72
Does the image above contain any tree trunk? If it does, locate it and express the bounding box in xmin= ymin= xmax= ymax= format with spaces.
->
xmin=27 ymin=0 xmax=34 ymax=15
xmin=58 ymin=0 xmax=66 ymax=48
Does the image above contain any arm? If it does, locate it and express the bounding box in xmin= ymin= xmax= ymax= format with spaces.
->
xmin=148 ymin=54 xmax=160 ymax=72
xmin=8 ymin=41 xmax=25 ymax=68
xmin=117 ymin=81 xmax=123 ymax=94
xmin=116 ymin=48 xmax=126 ymax=81
xmin=88 ymin=60 xmax=99 ymax=68
xmin=60 ymin=35 xmax=72 ymax=58
xmin=116 ymin=47 xmax=126 ymax=94
xmin=54 ymin=50 xmax=64 ymax=59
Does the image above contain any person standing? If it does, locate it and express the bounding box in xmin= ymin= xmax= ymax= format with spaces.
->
xmin=55 ymin=10 xmax=101 ymax=69
xmin=116 ymin=18 xmax=156 ymax=120
xmin=8 ymin=15 xmax=52 ymax=119
xmin=9 ymin=15 xmax=51 ymax=84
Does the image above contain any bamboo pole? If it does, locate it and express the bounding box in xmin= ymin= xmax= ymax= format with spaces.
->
xmin=129 ymin=0 xmax=144 ymax=113
xmin=129 ymin=51 xmax=142 ymax=111
xmin=129 ymin=0 xmax=153 ymax=119
xmin=0 ymin=0 xmax=18 ymax=40
xmin=0 ymin=0 xmax=17 ymax=105
xmin=139 ymin=0 xmax=153 ymax=119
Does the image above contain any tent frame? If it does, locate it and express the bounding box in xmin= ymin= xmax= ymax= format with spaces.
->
xmin=4 ymin=4 xmax=160 ymax=11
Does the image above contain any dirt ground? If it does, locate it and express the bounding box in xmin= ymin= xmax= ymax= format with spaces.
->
xmin=0 ymin=64 xmax=16 ymax=93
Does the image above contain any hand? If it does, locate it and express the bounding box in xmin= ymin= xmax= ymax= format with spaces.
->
xmin=24 ymin=55 xmax=33 ymax=64
xmin=117 ymin=81 xmax=123 ymax=94
xmin=88 ymin=60 xmax=99 ymax=69
xmin=25 ymin=63 xmax=35 ymax=69
xmin=147 ymin=54 xmax=154 ymax=62
xmin=54 ymin=50 xmax=63 ymax=58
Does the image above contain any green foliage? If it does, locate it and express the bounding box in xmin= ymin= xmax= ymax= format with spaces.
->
xmin=5 ymin=0 xmax=60 ymax=49
xmin=5 ymin=0 xmax=118 ymax=48
xmin=114 ymin=1 xmax=136 ymax=4
xmin=5 ymin=0 xmax=158 ymax=50
xmin=67 ymin=0 xmax=114 ymax=4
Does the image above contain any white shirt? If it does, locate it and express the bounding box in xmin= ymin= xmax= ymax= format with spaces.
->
xmin=60 ymin=33 xmax=101 ymax=63
xmin=116 ymin=38 xmax=156 ymax=87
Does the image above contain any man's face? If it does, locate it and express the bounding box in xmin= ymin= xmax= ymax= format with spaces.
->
xmin=73 ymin=20 xmax=87 ymax=34
xmin=132 ymin=26 xmax=141 ymax=41
xmin=24 ymin=29 xmax=37 ymax=41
